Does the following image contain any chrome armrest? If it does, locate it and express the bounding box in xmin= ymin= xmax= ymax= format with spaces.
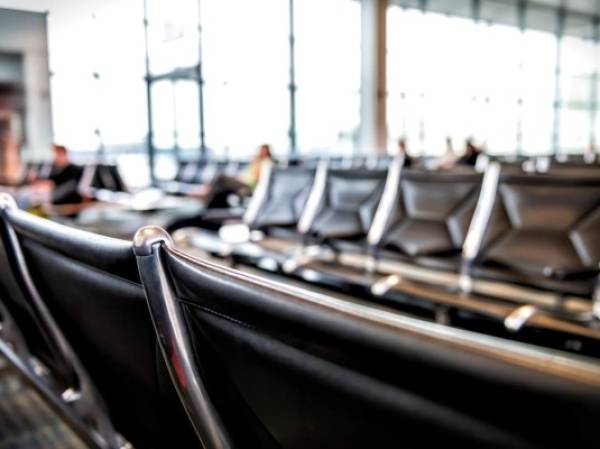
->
xmin=371 ymin=274 xmax=403 ymax=297
xmin=282 ymin=245 xmax=335 ymax=274
xmin=458 ymin=259 xmax=474 ymax=294
xmin=459 ymin=162 xmax=501 ymax=293
xmin=504 ymin=305 xmax=539 ymax=332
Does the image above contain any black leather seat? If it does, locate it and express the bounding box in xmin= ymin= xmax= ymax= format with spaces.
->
xmin=174 ymin=165 xmax=316 ymax=263
xmin=281 ymin=166 xmax=483 ymax=306
xmin=273 ymin=166 xmax=387 ymax=278
xmin=375 ymin=169 xmax=482 ymax=271
xmin=135 ymin=226 xmax=600 ymax=449
xmin=472 ymin=172 xmax=600 ymax=297
xmin=97 ymin=164 xmax=128 ymax=192
xmin=306 ymin=168 xmax=387 ymax=246
xmin=162 ymin=160 xmax=206 ymax=195
xmin=0 ymin=203 xmax=197 ymax=449
xmin=248 ymin=166 xmax=316 ymax=234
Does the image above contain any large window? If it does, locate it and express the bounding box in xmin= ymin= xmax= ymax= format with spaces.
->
xmin=387 ymin=2 xmax=600 ymax=158
xmin=480 ymin=21 xmax=522 ymax=155
xmin=146 ymin=0 xmax=199 ymax=76
xmin=45 ymin=0 xmax=149 ymax=186
xmin=521 ymin=29 xmax=557 ymax=155
xmin=201 ymin=0 xmax=290 ymax=159
xmin=558 ymin=34 xmax=595 ymax=154
xmin=386 ymin=7 xmax=426 ymax=155
xmin=40 ymin=0 xmax=600 ymax=176
xmin=294 ymin=0 xmax=361 ymax=157
xmin=387 ymin=7 xmax=523 ymax=156
xmin=49 ymin=0 xmax=147 ymax=152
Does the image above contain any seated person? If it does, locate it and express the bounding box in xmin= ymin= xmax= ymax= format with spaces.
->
xmin=457 ymin=138 xmax=482 ymax=166
xmin=396 ymin=138 xmax=414 ymax=168
xmin=192 ymin=144 xmax=274 ymax=207
xmin=166 ymin=144 xmax=274 ymax=232
xmin=240 ymin=144 xmax=273 ymax=188
xmin=26 ymin=144 xmax=85 ymax=206
xmin=432 ymin=136 xmax=459 ymax=171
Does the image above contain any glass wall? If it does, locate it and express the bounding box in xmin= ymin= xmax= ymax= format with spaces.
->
xmin=201 ymin=0 xmax=290 ymax=160
xmin=294 ymin=0 xmax=361 ymax=157
xmin=387 ymin=1 xmax=597 ymax=157
xmin=559 ymin=34 xmax=595 ymax=154
xmin=145 ymin=0 xmax=360 ymax=163
xmin=44 ymin=0 xmax=149 ymax=186
xmin=386 ymin=6 xmax=524 ymax=156
xmin=29 ymin=0 xmax=600 ymax=183
xmin=521 ymin=29 xmax=557 ymax=156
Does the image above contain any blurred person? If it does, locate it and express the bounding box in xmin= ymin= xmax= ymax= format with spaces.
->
xmin=457 ymin=138 xmax=482 ymax=166
xmin=240 ymin=144 xmax=273 ymax=188
xmin=167 ymin=144 xmax=275 ymax=233
xmin=396 ymin=137 xmax=413 ymax=168
xmin=433 ymin=136 xmax=459 ymax=171
xmin=191 ymin=144 xmax=274 ymax=206
xmin=584 ymin=142 xmax=597 ymax=164
xmin=26 ymin=144 xmax=85 ymax=206
xmin=445 ymin=137 xmax=454 ymax=156
xmin=47 ymin=145 xmax=83 ymax=190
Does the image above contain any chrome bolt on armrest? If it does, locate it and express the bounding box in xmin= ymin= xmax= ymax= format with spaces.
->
xmin=504 ymin=305 xmax=538 ymax=333
xmin=371 ymin=274 xmax=402 ymax=297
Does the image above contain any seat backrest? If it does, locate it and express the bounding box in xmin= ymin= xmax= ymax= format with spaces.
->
xmin=176 ymin=160 xmax=202 ymax=183
xmin=327 ymin=156 xmax=346 ymax=169
xmin=475 ymin=171 xmax=600 ymax=296
xmin=135 ymin=228 xmax=600 ymax=449
xmin=375 ymin=169 xmax=482 ymax=259
xmin=194 ymin=160 xmax=222 ymax=184
xmin=103 ymin=164 xmax=128 ymax=192
xmin=546 ymin=163 xmax=600 ymax=178
xmin=307 ymin=168 xmax=387 ymax=242
xmin=0 ymin=207 xmax=197 ymax=449
xmin=87 ymin=164 xmax=128 ymax=193
xmin=351 ymin=155 xmax=367 ymax=168
xmin=223 ymin=160 xmax=241 ymax=177
xmin=244 ymin=165 xmax=316 ymax=232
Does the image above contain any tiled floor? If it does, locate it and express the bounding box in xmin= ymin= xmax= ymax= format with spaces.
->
xmin=0 ymin=359 xmax=88 ymax=449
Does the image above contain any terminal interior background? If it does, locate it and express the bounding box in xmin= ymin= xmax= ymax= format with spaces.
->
xmin=1 ymin=0 xmax=599 ymax=177
xmin=0 ymin=1 xmax=599 ymax=448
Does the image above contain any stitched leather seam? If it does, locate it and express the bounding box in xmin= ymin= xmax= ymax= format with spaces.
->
xmin=179 ymin=300 xmax=256 ymax=332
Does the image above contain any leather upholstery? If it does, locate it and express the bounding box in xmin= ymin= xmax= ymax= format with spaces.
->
xmin=379 ymin=170 xmax=482 ymax=264
xmin=156 ymin=248 xmax=600 ymax=449
xmin=476 ymin=173 xmax=600 ymax=295
xmin=309 ymin=169 xmax=386 ymax=241
xmin=250 ymin=167 xmax=315 ymax=231
xmin=2 ymin=209 xmax=197 ymax=449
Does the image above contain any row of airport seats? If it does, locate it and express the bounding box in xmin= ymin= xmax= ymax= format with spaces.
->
xmin=0 ymin=196 xmax=598 ymax=448
xmin=487 ymin=152 xmax=600 ymax=174
xmin=163 ymin=151 xmax=599 ymax=193
xmin=163 ymin=155 xmax=392 ymax=194
xmin=162 ymin=159 xmax=250 ymax=196
xmin=175 ymin=157 xmax=600 ymax=358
